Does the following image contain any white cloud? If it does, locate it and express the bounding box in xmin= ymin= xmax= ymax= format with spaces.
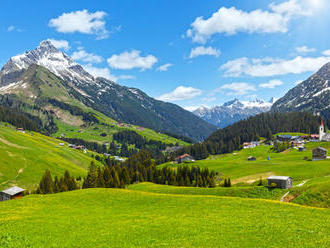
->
xmin=322 ymin=49 xmax=330 ymax=56
xmin=259 ymin=79 xmax=283 ymax=88
xmin=189 ymin=46 xmax=220 ymax=58
xmin=218 ymin=82 xmax=256 ymax=95
xmin=72 ymin=48 xmax=103 ymax=63
xmin=7 ymin=26 xmax=15 ymax=32
xmin=157 ymin=86 xmax=202 ymax=101
xmin=186 ymin=0 xmax=310 ymax=43
xmin=107 ymin=50 xmax=158 ymax=71
xmin=49 ymin=10 xmax=109 ymax=39
xmin=202 ymin=96 xmax=216 ymax=102
xmin=7 ymin=25 xmax=22 ymax=32
xmin=295 ymin=46 xmax=315 ymax=53
xmin=118 ymin=75 xmax=136 ymax=80
xmin=156 ymin=63 xmax=173 ymax=72
xmin=220 ymin=55 xmax=330 ymax=77
xmin=47 ymin=39 xmax=70 ymax=51
xmin=82 ymin=64 xmax=117 ymax=81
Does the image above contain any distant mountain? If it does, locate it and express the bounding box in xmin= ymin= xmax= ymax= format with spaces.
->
xmin=272 ymin=62 xmax=330 ymax=119
xmin=193 ymin=99 xmax=273 ymax=128
xmin=0 ymin=41 xmax=216 ymax=141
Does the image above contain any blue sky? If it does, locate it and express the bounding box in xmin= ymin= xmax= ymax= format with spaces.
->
xmin=1 ymin=0 xmax=330 ymax=110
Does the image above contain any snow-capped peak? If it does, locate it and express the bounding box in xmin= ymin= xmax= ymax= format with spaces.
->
xmin=1 ymin=40 xmax=96 ymax=86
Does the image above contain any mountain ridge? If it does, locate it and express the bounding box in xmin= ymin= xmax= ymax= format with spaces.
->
xmin=193 ymin=98 xmax=273 ymax=128
xmin=0 ymin=41 xmax=216 ymax=141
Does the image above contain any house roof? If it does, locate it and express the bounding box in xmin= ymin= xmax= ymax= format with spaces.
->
xmin=314 ymin=147 xmax=327 ymax=152
xmin=268 ymin=176 xmax=291 ymax=180
xmin=1 ymin=186 xmax=25 ymax=196
xmin=176 ymin=154 xmax=193 ymax=159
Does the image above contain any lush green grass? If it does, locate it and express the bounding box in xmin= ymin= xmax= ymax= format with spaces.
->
xmin=53 ymin=112 xmax=188 ymax=146
xmin=160 ymin=142 xmax=330 ymax=183
xmin=289 ymin=176 xmax=330 ymax=208
xmin=128 ymin=182 xmax=286 ymax=200
xmin=0 ymin=188 xmax=329 ymax=248
xmin=0 ymin=123 xmax=101 ymax=191
xmin=275 ymin=132 xmax=310 ymax=137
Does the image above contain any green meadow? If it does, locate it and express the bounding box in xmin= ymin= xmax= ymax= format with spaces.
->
xmin=160 ymin=142 xmax=330 ymax=183
xmin=0 ymin=123 xmax=101 ymax=191
xmin=0 ymin=188 xmax=329 ymax=248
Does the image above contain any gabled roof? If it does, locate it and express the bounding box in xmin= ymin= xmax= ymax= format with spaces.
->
xmin=1 ymin=186 xmax=25 ymax=196
xmin=268 ymin=176 xmax=291 ymax=180
xmin=313 ymin=147 xmax=327 ymax=152
xmin=176 ymin=154 xmax=193 ymax=159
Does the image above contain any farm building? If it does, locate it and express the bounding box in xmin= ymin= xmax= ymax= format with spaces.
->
xmin=312 ymin=147 xmax=327 ymax=160
xmin=247 ymin=156 xmax=256 ymax=161
xmin=175 ymin=154 xmax=194 ymax=163
xmin=0 ymin=186 xmax=25 ymax=201
xmin=268 ymin=176 xmax=292 ymax=189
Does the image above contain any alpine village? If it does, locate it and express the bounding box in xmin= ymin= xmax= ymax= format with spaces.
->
xmin=0 ymin=1 xmax=329 ymax=247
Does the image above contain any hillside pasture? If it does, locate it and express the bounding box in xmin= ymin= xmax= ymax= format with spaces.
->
xmin=0 ymin=188 xmax=329 ymax=248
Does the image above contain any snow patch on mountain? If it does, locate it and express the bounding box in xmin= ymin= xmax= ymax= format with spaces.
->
xmin=193 ymin=98 xmax=273 ymax=128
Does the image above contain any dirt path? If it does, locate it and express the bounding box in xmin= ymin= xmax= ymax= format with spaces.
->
xmin=280 ymin=180 xmax=309 ymax=202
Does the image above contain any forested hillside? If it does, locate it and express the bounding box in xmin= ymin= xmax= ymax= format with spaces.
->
xmin=177 ymin=112 xmax=321 ymax=159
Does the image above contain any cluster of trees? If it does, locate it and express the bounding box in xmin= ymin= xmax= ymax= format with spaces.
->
xmin=47 ymin=98 xmax=99 ymax=123
xmin=272 ymin=141 xmax=290 ymax=153
xmin=0 ymin=95 xmax=58 ymax=134
xmin=163 ymin=131 xmax=193 ymax=144
xmin=36 ymin=170 xmax=79 ymax=194
xmin=176 ymin=112 xmax=321 ymax=160
xmin=82 ymin=150 xmax=217 ymax=189
xmin=223 ymin=178 xmax=232 ymax=187
xmin=0 ymin=105 xmax=41 ymax=131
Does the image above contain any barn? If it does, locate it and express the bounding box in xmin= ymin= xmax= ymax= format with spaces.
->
xmin=175 ymin=154 xmax=194 ymax=163
xmin=268 ymin=176 xmax=292 ymax=189
xmin=312 ymin=147 xmax=327 ymax=160
xmin=0 ymin=186 xmax=25 ymax=201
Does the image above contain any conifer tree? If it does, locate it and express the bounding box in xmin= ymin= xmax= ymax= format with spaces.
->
xmin=38 ymin=170 xmax=54 ymax=194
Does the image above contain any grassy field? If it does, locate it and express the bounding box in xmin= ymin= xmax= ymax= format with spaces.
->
xmin=160 ymin=142 xmax=330 ymax=184
xmin=0 ymin=123 xmax=101 ymax=191
xmin=128 ymin=182 xmax=286 ymax=200
xmin=0 ymin=188 xmax=329 ymax=248
xmin=289 ymin=176 xmax=330 ymax=208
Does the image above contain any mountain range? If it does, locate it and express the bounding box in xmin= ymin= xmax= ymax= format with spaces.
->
xmin=193 ymin=98 xmax=275 ymax=128
xmin=0 ymin=41 xmax=216 ymax=141
xmin=272 ymin=62 xmax=330 ymax=119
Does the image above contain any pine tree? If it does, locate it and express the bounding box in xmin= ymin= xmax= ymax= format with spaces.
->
xmin=38 ymin=170 xmax=54 ymax=194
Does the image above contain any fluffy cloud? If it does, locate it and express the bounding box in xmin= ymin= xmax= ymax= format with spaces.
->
xmin=72 ymin=48 xmax=103 ymax=63
xmin=189 ymin=46 xmax=220 ymax=58
xmin=49 ymin=10 xmax=108 ymax=39
xmin=218 ymin=82 xmax=256 ymax=95
xmin=82 ymin=64 xmax=117 ymax=81
xmin=322 ymin=50 xmax=330 ymax=56
xmin=7 ymin=25 xmax=22 ymax=32
xmin=47 ymin=39 xmax=70 ymax=51
xmin=220 ymin=55 xmax=330 ymax=77
xmin=157 ymin=86 xmax=202 ymax=101
xmin=259 ymin=79 xmax=283 ymax=88
xmin=186 ymin=0 xmax=310 ymax=43
xmin=156 ymin=63 xmax=173 ymax=72
xmin=107 ymin=50 xmax=158 ymax=70
xmin=295 ymin=46 xmax=315 ymax=53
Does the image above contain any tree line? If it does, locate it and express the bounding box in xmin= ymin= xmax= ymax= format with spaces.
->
xmin=175 ymin=112 xmax=321 ymax=160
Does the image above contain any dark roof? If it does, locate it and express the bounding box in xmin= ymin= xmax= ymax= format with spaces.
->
xmin=1 ymin=186 xmax=25 ymax=196
xmin=313 ymin=147 xmax=327 ymax=152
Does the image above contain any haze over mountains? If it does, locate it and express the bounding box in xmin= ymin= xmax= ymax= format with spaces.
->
xmin=0 ymin=41 xmax=216 ymax=141
xmin=193 ymin=98 xmax=275 ymax=128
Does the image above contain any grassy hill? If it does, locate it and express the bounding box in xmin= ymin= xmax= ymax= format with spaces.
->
xmin=0 ymin=188 xmax=329 ymax=248
xmin=0 ymin=123 xmax=101 ymax=191
xmin=161 ymin=142 xmax=330 ymax=184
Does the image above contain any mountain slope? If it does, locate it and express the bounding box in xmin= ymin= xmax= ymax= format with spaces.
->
xmin=0 ymin=123 xmax=101 ymax=191
xmin=193 ymin=99 xmax=273 ymax=128
xmin=0 ymin=41 xmax=216 ymax=141
xmin=272 ymin=62 xmax=330 ymax=119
